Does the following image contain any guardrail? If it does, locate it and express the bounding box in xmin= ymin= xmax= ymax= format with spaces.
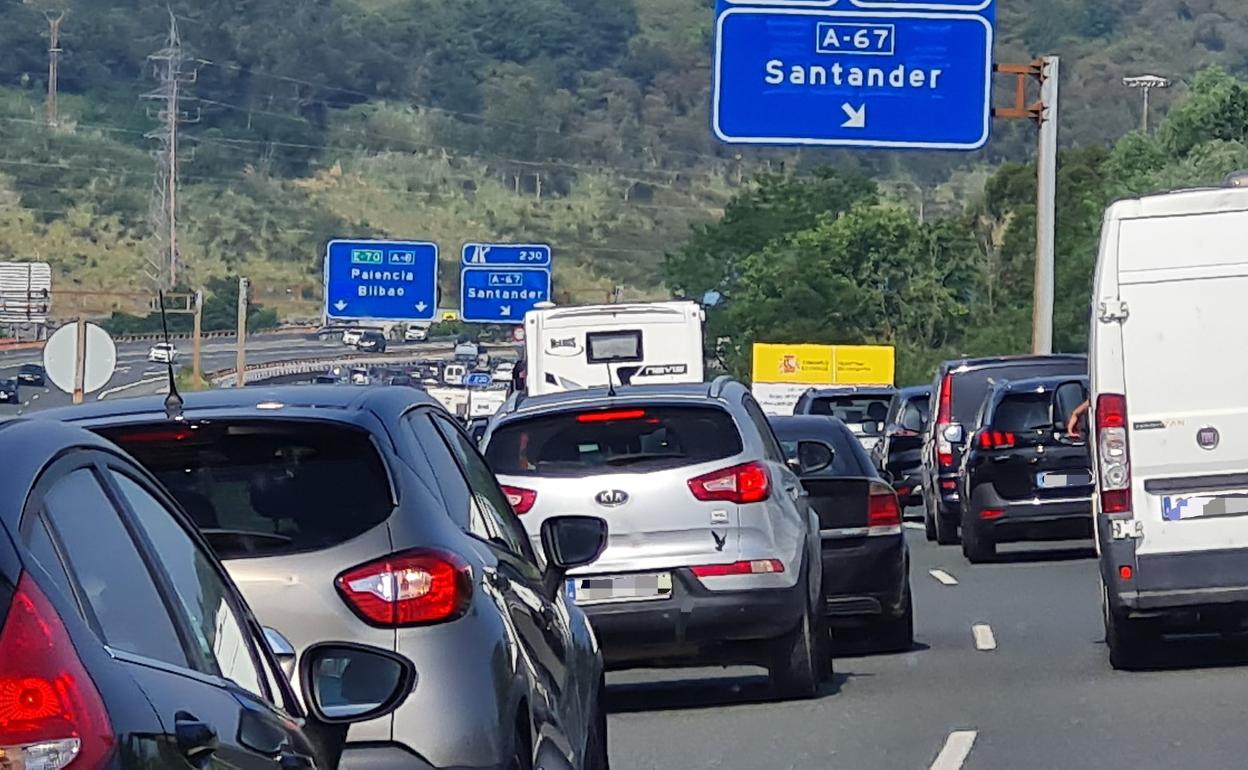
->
xmin=209 ymin=344 xmax=517 ymax=387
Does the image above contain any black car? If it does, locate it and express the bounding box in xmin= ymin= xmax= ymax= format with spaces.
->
xmin=793 ymin=385 xmax=895 ymax=455
xmin=770 ymin=415 xmax=912 ymax=652
xmin=0 ymin=377 xmax=17 ymax=404
xmin=0 ymin=419 xmax=414 ymax=770
xmin=871 ymin=385 xmax=931 ymax=509
xmin=356 ymin=331 xmax=387 ymax=353
xmin=922 ymin=355 xmax=1087 ymax=545
xmin=957 ymin=376 xmax=1094 ymax=563
xmin=17 ymin=363 xmax=45 ymax=385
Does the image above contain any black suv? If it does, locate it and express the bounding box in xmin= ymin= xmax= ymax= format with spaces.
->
xmin=871 ymin=385 xmax=931 ymax=508
xmin=17 ymin=363 xmax=45 ymax=386
xmin=921 ymin=355 xmax=1086 ymax=545
xmin=356 ymin=330 xmax=387 ymax=353
xmin=957 ymin=376 xmax=1093 ymax=562
xmin=0 ymin=377 xmax=17 ymax=404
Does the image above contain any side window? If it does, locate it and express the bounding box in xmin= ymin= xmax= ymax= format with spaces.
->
xmin=431 ymin=415 xmax=535 ymax=562
xmin=40 ymin=468 xmax=188 ymax=668
xmin=403 ymin=413 xmax=472 ymax=529
xmin=19 ymin=514 xmax=76 ymax=608
xmin=111 ymin=472 xmax=270 ymax=702
xmin=741 ymin=395 xmax=785 ymax=463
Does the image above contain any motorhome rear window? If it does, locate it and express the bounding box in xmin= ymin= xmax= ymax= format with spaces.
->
xmin=586 ymin=330 xmax=643 ymax=363
xmin=485 ymin=406 xmax=742 ymax=477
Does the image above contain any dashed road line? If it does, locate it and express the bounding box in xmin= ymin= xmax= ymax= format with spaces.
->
xmin=930 ymin=730 xmax=977 ymax=770
xmin=972 ymin=623 xmax=997 ymax=651
xmin=929 ymin=569 xmax=958 ymax=586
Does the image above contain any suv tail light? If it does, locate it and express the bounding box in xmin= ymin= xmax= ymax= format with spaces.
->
xmin=935 ymin=372 xmax=956 ymax=469
xmin=690 ymin=559 xmax=784 ymax=578
xmin=501 ymin=485 xmax=537 ymax=515
xmin=868 ymin=483 xmax=902 ymax=531
xmin=687 ymin=462 xmax=770 ymax=504
xmin=0 ymin=573 xmax=114 ymax=770
xmin=978 ymin=429 xmax=1016 ymax=450
xmin=1095 ymin=394 xmax=1132 ymax=516
xmin=336 ymin=549 xmax=473 ymax=627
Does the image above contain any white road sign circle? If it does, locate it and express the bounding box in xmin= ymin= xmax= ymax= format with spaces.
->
xmin=43 ymin=322 xmax=118 ymax=395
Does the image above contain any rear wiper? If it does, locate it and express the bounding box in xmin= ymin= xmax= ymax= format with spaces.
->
xmin=604 ymin=453 xmax=688 ymax=466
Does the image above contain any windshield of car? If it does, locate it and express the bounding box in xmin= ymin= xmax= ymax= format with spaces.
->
xmin=97 ymin=420 xmax=393 ymax=560
xmin=485 ymin=405 xmax=743 ymax=477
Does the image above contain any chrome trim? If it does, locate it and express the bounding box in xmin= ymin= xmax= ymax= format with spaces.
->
xmin=821 ymin=525 xmax=902 ymax=539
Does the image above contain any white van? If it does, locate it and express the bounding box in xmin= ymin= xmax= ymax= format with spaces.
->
xmin=524 ymin=301 xmax=705 ymax=396
xmin=1091 ymin=181 xmax=1248 ymax=668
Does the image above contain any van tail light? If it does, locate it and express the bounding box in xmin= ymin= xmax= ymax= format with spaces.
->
xmin=978 ymin=429 xmax=1016 ymax=450
xmin=868 ymin=483 xmax=902 ymax=532
xmin=690 ymin=559 xmax=784 ymax=578
xmin=501 ymin=485 xmax=537 ymax=515
xmin=336 ymin=549 xmax=473 ymax=627
xmin=0 ymin=573 xmax=114 ymax=770
xmin=1095 ymin=394 xmax=1132 ymax=516
xmin=687 ymin=461 xmax=770 ymax=504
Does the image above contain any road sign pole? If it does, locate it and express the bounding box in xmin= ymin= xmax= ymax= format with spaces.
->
xmin=235 ymin=277 xmax=248 ymax=388
xmin=1032 ymin=56 xmax=1059 ymax=355
xmin=191 ymin=289 xmax=203 ymax=390
xmin=72 ymin=318 xmax=86 ymax=404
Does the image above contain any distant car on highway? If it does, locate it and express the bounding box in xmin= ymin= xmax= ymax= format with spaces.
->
xmin=495 ymin=360 xmax=516 ymax=380
xmin=771 ymin=415 xmax=913 ymax=652
xmin=0 ymin=377 xmax=17 ymax=404
xmin=957 ymin=376 xmax=1093 ymax=563
xmin=45 ymin=386 xmax=611 ymax=770
xmin=442 ymin=363 xmax=467 ymax=386
xmin=341 ymin=328 xmax=364 ymax=345
xmin=17 ymin=362 xmax=45 ymax=385
xmin=349 ymin=367 xmax=371 ymax=385
xmin=484 ymin=378 xmax=832 ymax=698
xmin=146 ymin=342 xmax=178 ymax=364
xmin=404 ymin=325 xmax=428 ymax=342
xmin=871 ymin=385 xmax=931 ymax=509
xmin=356 ymin=330 xmax=387 ymax=353
xmin=793 ymin=386 xmax=895 ymax=454
xmin=0 ymin=419 xmax=416 ymax=770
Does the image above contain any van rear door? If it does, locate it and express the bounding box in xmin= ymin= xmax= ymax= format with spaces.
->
xmin=1117 ymin=213 xmax=1248 ymax=556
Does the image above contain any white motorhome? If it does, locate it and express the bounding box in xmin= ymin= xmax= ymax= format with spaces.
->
xmin=1091 ymin=179 xmax=1248 ymax=668
xmin=524 ymin=301 xmax=705 ymax=396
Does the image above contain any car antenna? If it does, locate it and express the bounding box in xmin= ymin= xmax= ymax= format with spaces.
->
xmin=605 ymin=363 xmax=617 ymax=398
xmin=157 ymin=290 xmax=185 ymax=421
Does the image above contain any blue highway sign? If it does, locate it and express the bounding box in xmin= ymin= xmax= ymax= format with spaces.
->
xmin=721 ymin=0 xmax=992 ymax=9
xmin=465 ymin=372 xmax=493 ymax=387
xmin=460 ymin=267 xmax=552 ymax=325
xmin=713 ymin=6 xmax=994 ymax=150
xmin=325 ymin=240 xmax=438 ymax=323
xmin=462 ymin=243 xmax=552 ymax=267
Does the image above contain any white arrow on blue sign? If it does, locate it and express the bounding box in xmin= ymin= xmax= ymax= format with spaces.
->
xmin=713 ymin=2 xmax=994 ymax=150
xmin=460 ymin=266 xmax=552 ymax=324
xmin=324 ymin=240 xmax=439 ymax=323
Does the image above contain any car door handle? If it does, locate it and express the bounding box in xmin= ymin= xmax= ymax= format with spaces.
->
xmin=174 ymin=713 xmax=219 ymax=761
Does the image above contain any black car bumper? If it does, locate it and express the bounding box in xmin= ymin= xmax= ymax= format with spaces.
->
xmin=582 ymin=569 xmax=806 ymax=669
xmin=970 ymin=485 xmax=1093 ymax=543
xmin=820 ymin=534 xmax=908 ymax=624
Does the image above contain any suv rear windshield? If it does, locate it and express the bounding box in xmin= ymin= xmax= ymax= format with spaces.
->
xmin=98 ymin=420 xmax=393 ymax=560
xmin=807 ymin=395 xmax=891 ymax=424
xmin=951 ymin=360 xmax=1084 ymax=425
xmin=989 ymin=392 xmax=1052 ymax=432
xmin=485 ymin=406 xmax=743 ymax=477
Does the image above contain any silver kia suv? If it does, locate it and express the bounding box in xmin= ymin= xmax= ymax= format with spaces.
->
xmin=482 ymin=377 xmax=832 ymax=698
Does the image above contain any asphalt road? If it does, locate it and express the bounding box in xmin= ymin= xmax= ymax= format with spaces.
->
xmin=606 ymin=530 xmax=1248 ymax=769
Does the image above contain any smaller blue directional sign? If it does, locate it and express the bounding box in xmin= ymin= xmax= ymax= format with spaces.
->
xmin=462 ymin=243 xmax=552 ymax=267
xmin=465 ymin=372 xmax=493 ymax=387
xmin=325 ymin=239 xmax=438 ymax=323
xmin=460 ymin=267 xmax=551 ymax=325
xmin=713 ymin=6 xmax=994 ymax=150
xmin=721 ymin=0 xmax=993 ymax=10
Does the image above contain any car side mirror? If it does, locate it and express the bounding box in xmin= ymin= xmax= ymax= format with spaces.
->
xmin=299 ymin=643 xmax=415 ymax=725
xmin=263 ymin=627 xmax=296 ymax=680
xmin=541 ymin=516 xmax=608 ymax=573
xmin=796 ymin=440 xmax=835 ymax=475
xmin=942 ymin=424 xmax=966 ymax=444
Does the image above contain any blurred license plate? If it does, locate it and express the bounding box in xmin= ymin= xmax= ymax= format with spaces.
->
xmin=1036 ymin=471 xmax=1091 ymax=488
xmin=566 ymin=573 xmax=673 ymax=605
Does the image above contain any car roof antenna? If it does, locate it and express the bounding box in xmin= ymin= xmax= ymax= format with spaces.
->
xmin=605 ymin=363 xmax=617 ymax=398
xmin=157 ymin=290 xmax=185 ymax=421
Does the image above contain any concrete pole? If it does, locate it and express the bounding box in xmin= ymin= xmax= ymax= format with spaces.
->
xmin=1032 ymin=56 xmax=1059 ymax=355
xmin=235 ymin=277 xmax=248 ymax=387
xmin=191 ymin=289 xmax=203 ymax=390
xmin=72 ymin=318 xmax=86 ymax=404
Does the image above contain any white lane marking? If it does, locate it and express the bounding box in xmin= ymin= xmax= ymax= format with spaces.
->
xmin=972 ymin=623 xmax=996 ymax=651
xmin=930 ymin=731 xmax=977 ymax=770
xmin=98 ymin=377 xmax=165 ymax=400
xmin=929 ymin=569 xmax=958 ymax=586
xmin=903 ymin=521 xmax=925 ymax=531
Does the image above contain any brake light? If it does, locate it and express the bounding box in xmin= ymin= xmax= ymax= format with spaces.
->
xmin=1095 ymin=394 xmax=1132 ymax=516
xmin=937 ymin=450 xmax=954 ymax=467
xmin=576 ymin=409 xmax=646 ymax=423
xmin=978 ymin=429 xmax=1016 ymax=450
xmin=980 ymin=508 xmax=1005 ymax=520
xmin=687 ymin=462 xmax=770 ymax=504
xmin=501 ymin=485 xmax=537 ymax=515
xmin=868 ymin=483 xmax=901 ymax=530
xmin=336 ymin=549 xmax=473 ymax=627
xmin=0 ymin=573 xmax=114 ymax=770
xmin=690 ymin=559 xmax=784 ymax=577
xmin=112 ymin=427 xmax=196 ymax=444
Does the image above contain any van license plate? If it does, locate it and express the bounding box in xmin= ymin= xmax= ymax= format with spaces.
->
xmin=1037 ymin=471 xmax=1091 ymax=488
xmin=567 ymin=573 xmax=673 ymax=605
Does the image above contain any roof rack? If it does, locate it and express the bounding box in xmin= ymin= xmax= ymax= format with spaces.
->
xmin=708 ymin=374 xmax=735 ymax=399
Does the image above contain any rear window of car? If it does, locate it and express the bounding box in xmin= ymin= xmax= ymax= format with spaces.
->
xmin=485 ymin=405 xmax=743 ymax=477
xmin=806 ymin=395 xmax=892 ymax=425
xmin=97 ymin=420 xmax=393 ymax=560
xmin=951 ymin=360 xmax=1084 ymax=424
xmin=990 ymin=392 xmax=1052 ymax=432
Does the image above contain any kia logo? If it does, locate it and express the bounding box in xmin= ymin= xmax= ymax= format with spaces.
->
xmin=595 ymin=490 xmax=629 ymax=507
xmin=1197 ymin=426 xmax=1221 ymax=451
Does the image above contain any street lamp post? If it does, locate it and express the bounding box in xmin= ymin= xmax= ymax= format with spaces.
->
xmin=1122 ymin=75 xmax=1171 ymax=133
